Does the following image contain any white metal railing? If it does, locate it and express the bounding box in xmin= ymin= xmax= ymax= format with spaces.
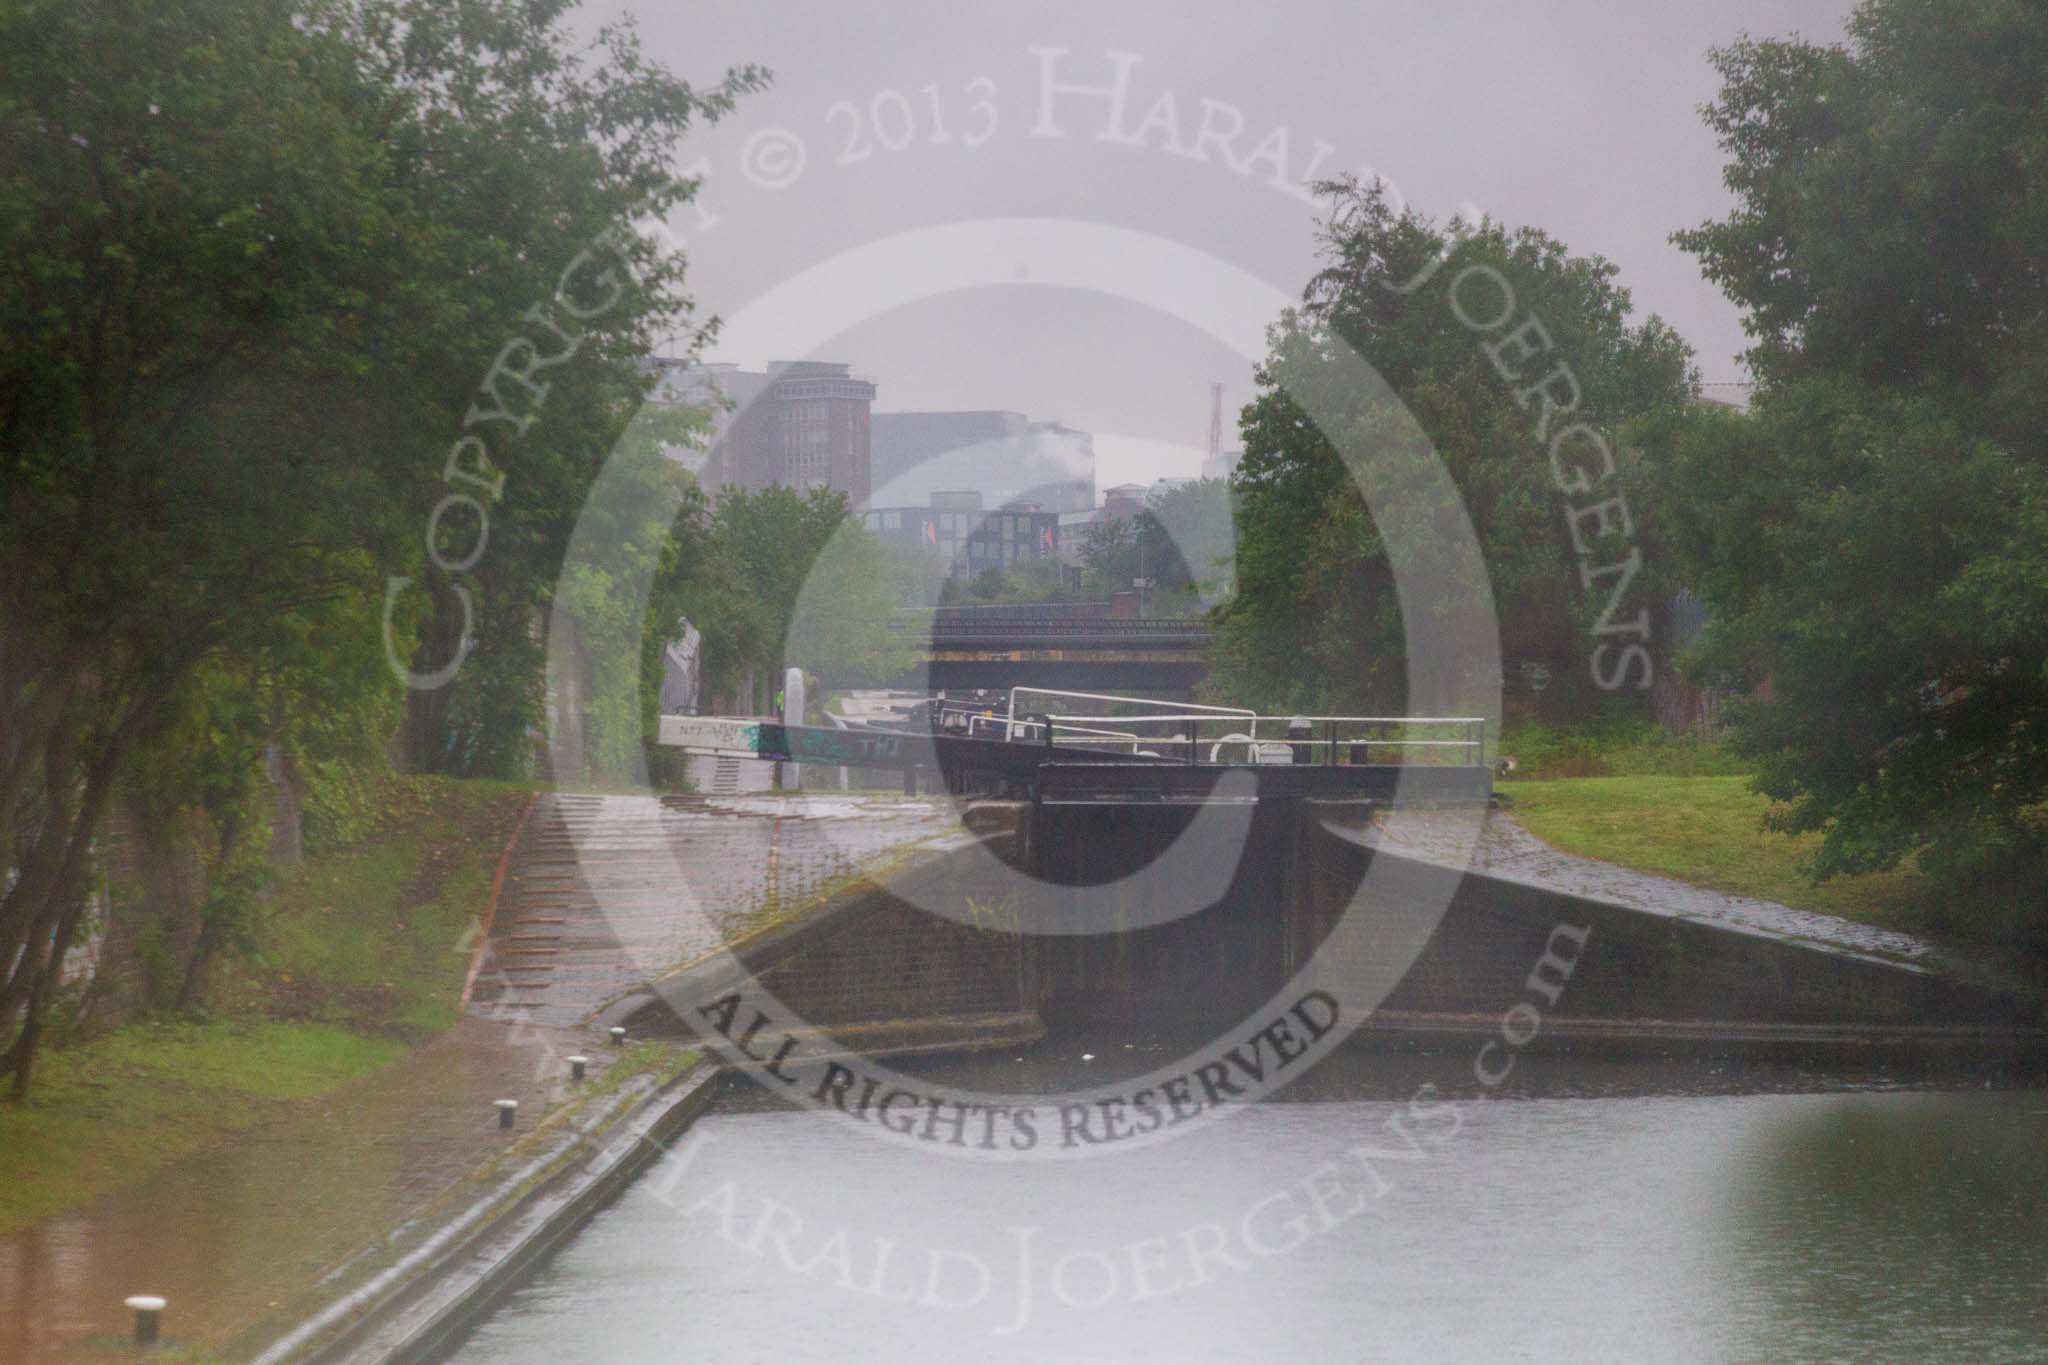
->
xmin=971 ymin=713 xmax=1143 ymax=747
xmin=1005 ymin=687 xmax=1254 ymax=743
xmin=1032 ymin=712 xmax=1482 ymax=765
xmin=919 ymin=687 xmax=1489 ymax=766
xmin=935 ymin=703 xmax=1144 ymax=748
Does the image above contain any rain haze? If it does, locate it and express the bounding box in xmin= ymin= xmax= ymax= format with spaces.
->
xmin=12 ymin=1 xmax=2047 ymax=1360
xmin=608 ymin=0 xmax=1857 ymax=485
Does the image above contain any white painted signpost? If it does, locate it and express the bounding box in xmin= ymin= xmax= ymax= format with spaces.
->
xmin=782 ymin=666 xmax=806 ymax=789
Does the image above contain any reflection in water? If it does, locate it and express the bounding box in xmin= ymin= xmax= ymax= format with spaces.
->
xmin=1719 ymin=1092 xmax=2048 ymax=1361
xmin=449 ymin=1069 xmax=2048 ymax=1364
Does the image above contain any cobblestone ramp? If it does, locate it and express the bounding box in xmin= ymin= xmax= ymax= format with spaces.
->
xmin=467 ymin=792 xmax=953 ymax=1029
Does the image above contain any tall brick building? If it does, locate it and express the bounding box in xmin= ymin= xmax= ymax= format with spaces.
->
xmin=649 ymin=359 xmax=876 ymax=505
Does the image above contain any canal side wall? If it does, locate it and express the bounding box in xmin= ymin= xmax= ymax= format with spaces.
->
xmin=1019 ymin=802 xmax=2031 ymax=1035
xmin=240 ymin=1059 xmax=719 ymax=1365
xmin=1019 ymin=798 xmax=2036 ymax=1042
xmin=627 ymin=799 xmax=2037 ymax=1055
xmin=749 ymin=893 xmax=1031 ymax=1028
xmin=1301 ymin=812 xmax=2036 ymax=1034
xmin=1019 ymin=796 xmax=1303 ymax=1032
xmin=623 ymin=821 xmax=1038 ymax=1047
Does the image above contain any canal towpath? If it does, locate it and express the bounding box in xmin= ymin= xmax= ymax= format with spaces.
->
xmin=0 ymin=791 xmax=950 ymax=1361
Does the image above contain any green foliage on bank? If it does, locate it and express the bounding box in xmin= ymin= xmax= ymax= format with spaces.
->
xmin=1511 ymin=773 xmax=2045 ymax=956
xmin=211 ymin=776 xmax=532 ymax=1038
xmin=665 ymin=485 xmax=916 ymax=719
xmin=1642 ymin=0 xmax=2048 ymax=914
xmin=0 ymin=0 xmax=764 ymax=1091
xmin=1209 ymin=181 xmax=1694 ymax=717
xmin=0 ymin=775 xmax=528 ymax=1229
xmin=0 ymin=1020 xmax=404 ymax=1234
xmin=1506 ymin=777 xmax=1930 ymax=931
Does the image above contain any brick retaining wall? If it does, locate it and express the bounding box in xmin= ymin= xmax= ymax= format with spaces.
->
xmin=632 ymin=799 xmax=2037 ymax=1053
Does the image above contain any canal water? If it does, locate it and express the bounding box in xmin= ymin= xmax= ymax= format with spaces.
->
xmin=449 ymin=1049 xmax=2048 ymax=1363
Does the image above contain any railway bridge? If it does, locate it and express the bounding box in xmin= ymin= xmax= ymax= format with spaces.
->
xmin=886 ymin=606 xmax=1212 ymax=694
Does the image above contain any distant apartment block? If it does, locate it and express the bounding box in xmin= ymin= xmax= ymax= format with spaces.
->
xmin=870 ymin=410 xmax=1094 ymax=513
xmin=647 ymin=359 xmax=875 ymax=505
xmin=862 ymin=490 xmax=1062 ymax=579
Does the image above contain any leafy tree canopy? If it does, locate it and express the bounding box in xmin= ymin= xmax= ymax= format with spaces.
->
xmin=678 ymin=485 xmax=914 ymax=708
xmin=1654 ymin=0 xmax=2048 ymax=924
xmin=1213 ymin=180 xmax=1695 ymax=714
xmin=1077 ymin=479 xmax=1236 ymax=616
xmin=0 ymin=0 xmax=760 ymax=1090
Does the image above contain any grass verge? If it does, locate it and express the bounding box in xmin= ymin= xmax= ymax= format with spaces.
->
xmin=1503 ymin=775 xmax=1928 ymax=928
xmin=0 ymin=775 xmax=532 ymax=1234
xmin=0 ymin=1021 xmax=403 ymax=1233
xmin=211 ymin=776 xmax=533 ymax=1037
xmin=1497 ymin=719 xmax=1750 ymax=779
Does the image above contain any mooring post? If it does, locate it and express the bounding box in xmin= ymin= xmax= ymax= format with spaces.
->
xmin=569 ymin=1054 xmax=588 ymax=1082
xmin=125 ymin=1295 xmax=165 ymax=1345
xmin=609 ymin=1025 xmax=627 ymax=1046
xmin=495 ymin=1099 xmax=518 ymax=1130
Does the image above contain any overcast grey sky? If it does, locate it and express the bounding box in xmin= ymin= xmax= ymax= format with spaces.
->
xmin=599 ymin=1 xmax=1856 ymax=488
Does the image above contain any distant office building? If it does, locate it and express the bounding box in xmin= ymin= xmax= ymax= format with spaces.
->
xmin=646 ymin=359 xmax=875 ymax=505
xmin=1099 ymin=483 xmax=1149 ymax=521
xmin=870 ymin=411 xmax=1094 ymax=513
xmin=862 ymin=491 xmax=1061 ymax=579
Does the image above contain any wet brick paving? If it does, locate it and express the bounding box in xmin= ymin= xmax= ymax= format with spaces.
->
xmin=0 ymin=1015 xmax=595 ymax=1362
xmin=467 ymin=792 xmax=954 ymax=1027
xmin=0 ymin=790 xmax=950 ymax=1361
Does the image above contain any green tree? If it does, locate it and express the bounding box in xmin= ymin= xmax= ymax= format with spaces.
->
xmin=787 ymin=524 xmax=916 ymax=688
xmin=0 ymin=0 xmax=758 ymax=1092
xmin=1213 ymin=181 xmax=1695 ymax=714
xmin=682 ymin=486 xmax=912 ymax=706
xmin=1078 ymin=479 xmax=1236 ymax=615
xmin=1652 ymin=0 xmax=2048 ymax=927
xmin=1146 ymin=478 xmax=1239 ymax=607
xmin=345 ymin=3 xmax=762 ymax=778
xmin=552 ymin=405 xmax=713 ymax=782
xmin=931 ymin=557 xmax=1075 ymax=608
xmin=886 ymin=539 xmax=952 ymax=609
xmin=1077 ymin=518 xmax=1135 ymax=593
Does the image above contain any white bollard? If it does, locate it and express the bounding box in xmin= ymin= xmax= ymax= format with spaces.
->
xmin=609 ymin=1026 xmax=626 ymax=1046
xmin=125 ymin=1295 xmax=165 ymax=1345
xmin=495 ymin=1098 xmax=518 ymax=1130
xmin=568 ymin=1055 xmax=589 ymax=1082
